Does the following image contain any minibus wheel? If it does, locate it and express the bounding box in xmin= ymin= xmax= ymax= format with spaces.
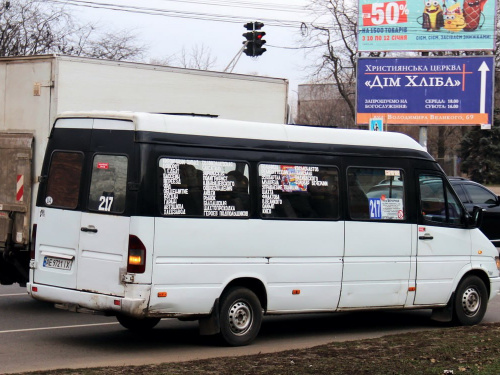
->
xmin=116 ymin=315 xmax=161 ymax=332
xmin=453 ymin=275 xmax=488 ymax=326
xmin=219 ymin=287 xmax=262 ymax=346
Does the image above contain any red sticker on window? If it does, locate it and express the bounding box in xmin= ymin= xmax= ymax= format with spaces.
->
xmin=97 ymin=163 xmax=109 ymax=170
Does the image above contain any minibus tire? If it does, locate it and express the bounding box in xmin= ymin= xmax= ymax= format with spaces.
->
xmin=219 ymin=287 xmax=262 ymax=346
xmin=453 ymin=275 xmax=488 ymax=326
xmin=116 ymin=315 xmax=161 ymax=332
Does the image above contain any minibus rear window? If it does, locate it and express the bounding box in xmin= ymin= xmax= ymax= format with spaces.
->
xmin=45 ymin=151 xmax=84 ymax=209
xmin=348 ymin=168 xmax=405 ymax=221
xmin=88 ymin=155 xmax=128 ymax=214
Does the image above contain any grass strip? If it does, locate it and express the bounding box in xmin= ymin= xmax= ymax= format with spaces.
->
xmin=16 ymin=322 xmax=500 ymax=375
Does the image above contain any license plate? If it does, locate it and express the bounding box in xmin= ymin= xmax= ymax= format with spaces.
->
xmin=43 ymin=256 xmax=72 ymax=270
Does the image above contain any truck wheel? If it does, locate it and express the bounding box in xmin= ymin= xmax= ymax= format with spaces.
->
xmin=453 ymin=275 xmax=488 ymax=326
xmin=116 ymin=315 xmax=161 ymax=331
xmin=219 ymin=287 xmax=262 ymax=346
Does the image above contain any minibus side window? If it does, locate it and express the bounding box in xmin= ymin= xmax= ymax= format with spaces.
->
xmin=258 ymin=164 xmax=339 ymax=219
xmin=159 ymin=158 xmax=250 ymax=218
xmin=348 ymin=168 xmax=405 ymax=221
xmin=419 ymin=174 xmax=463 ymax=225
xmin=88 ymin=155 xmax=128 ymax=214
xmin=45 ymin=151 xmax=84 ymax=209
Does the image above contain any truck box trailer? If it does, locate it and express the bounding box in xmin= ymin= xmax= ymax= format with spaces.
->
xmin=0 ymin=54 xmax=289 ymax=285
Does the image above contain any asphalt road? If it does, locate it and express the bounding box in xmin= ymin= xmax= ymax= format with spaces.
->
xmin=1 ymin=284 xmax=499 ymax=374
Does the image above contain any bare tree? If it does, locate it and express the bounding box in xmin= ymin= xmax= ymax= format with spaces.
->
xmin=149 ymin=56 xmax=175 ymax=67
xmin=76 ymin=31 xmax=145 ymax=61
xmin=150 ymin=44 xmax=216 ymax=71
xmin=0 ymin=0 xmax=145 ymax=60
xmin=176 ymin=44 xmax=217 ymax=70
xmin=305 ymin=0 xmax=359 ymax=123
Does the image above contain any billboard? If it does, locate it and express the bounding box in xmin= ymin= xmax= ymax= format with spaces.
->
xmin=358 ymin=0 xmax=497 ymax=52
xmin=356 ymin=56 xmax=494 ymax=126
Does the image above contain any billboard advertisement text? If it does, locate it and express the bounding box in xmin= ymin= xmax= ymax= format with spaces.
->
xmin=358 ymin=0 xmax=496 ymax=51
xmin=356 ymin=56 xmax=494 ymax=126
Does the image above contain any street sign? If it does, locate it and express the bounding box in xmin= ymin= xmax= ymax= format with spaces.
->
xmin=356 ymin=56 xmax=494 ymax=126
xmin=369 ymin=118 xmax=384 ymax=131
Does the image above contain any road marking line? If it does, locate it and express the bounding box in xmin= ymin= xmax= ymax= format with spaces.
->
xmin=0 ymin=322 xmax=119 ymax=334
xmin=0 ymin=293 xmax=27 ymax=297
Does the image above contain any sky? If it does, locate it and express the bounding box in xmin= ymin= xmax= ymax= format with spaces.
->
xmin=53 ymin=0 xmax=326 ymax=100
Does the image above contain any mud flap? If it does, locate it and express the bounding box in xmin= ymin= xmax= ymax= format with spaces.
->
xmin=199 ymin=298 xmax=220 ymax=335
xmin=430 ymin=292 xmax=454 ymax=322
xmin=0 ymin=248 xmax=29 ymax=286
xmin=0 ymin=251 xmax=15 ymax=285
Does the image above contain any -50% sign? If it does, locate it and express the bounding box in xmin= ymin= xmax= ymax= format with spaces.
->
xmin=362 ymin=1 xmax=408 ymax=26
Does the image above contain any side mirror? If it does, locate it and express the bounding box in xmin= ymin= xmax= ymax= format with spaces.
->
xmin=467 ymin=206 xmax=484 ymax=228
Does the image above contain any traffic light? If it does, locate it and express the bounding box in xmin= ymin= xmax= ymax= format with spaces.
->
xmin=242 ymin=22 xmax=267 ymax=57
xmin=254 ymin=22 xmax=264 ymax=30
xmin=253 ymin=31 xmax=266 ymax=56
xmin=243 ymin=31 xmax=255 ymax=57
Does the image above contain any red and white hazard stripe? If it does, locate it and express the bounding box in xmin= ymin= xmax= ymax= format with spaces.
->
xmin=16 ymin=175 xmax=24 ymax=202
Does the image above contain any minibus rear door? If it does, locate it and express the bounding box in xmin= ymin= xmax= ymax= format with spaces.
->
xmin=75 ymin=143 xmax=132 ymax=297
xmin=77 ymin=211 xmax=129 ymax=297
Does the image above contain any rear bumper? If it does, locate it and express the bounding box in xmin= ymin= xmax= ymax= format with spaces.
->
xmin=27 ymin=282 xmax=150 ymax=318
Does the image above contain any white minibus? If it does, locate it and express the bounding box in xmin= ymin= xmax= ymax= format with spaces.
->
xmin=28 ymin=112 xmax=500 ymax=346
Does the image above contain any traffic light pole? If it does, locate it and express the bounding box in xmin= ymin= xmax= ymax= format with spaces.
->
xmin=223 ymin=42 xmax=247 ymax=73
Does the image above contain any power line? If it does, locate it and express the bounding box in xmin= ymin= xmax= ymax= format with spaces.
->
xmin=46 ymin=0 xmax=316 ymax=28
xmin=42 ymin=0 xmax=494 ymax=43
xmin=43 ymin=0 xmax=350 ymax=52
xmin=268 ymin=43 xmax=326 ymax=50
xmin=154 ymin=0 xmax=307 ymax=13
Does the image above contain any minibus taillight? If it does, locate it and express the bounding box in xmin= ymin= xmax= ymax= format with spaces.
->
xmin=30 ymin=224 xmax=37 ymax=259
xmin=127 ymin=235 xmax=146 ymax=273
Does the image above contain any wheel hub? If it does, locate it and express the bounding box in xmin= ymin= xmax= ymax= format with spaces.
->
xmin=228 ymin=301 xmax=252 ymax=335
xmin=462 ymin=287 xmax=481 ymax=317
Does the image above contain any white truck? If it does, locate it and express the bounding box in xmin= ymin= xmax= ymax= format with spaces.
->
xmin=0 ymin=54 xmax=289 ymax=285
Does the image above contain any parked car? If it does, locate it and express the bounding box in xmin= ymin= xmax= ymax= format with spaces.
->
xmin=366 ymin=178 xmax=404 ymax=199
xmin=449 ymin=177 xmax=500 ymax=246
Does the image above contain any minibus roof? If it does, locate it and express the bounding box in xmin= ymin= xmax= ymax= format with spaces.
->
xmin=55 ymin=111 xmax=427 ymax=153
